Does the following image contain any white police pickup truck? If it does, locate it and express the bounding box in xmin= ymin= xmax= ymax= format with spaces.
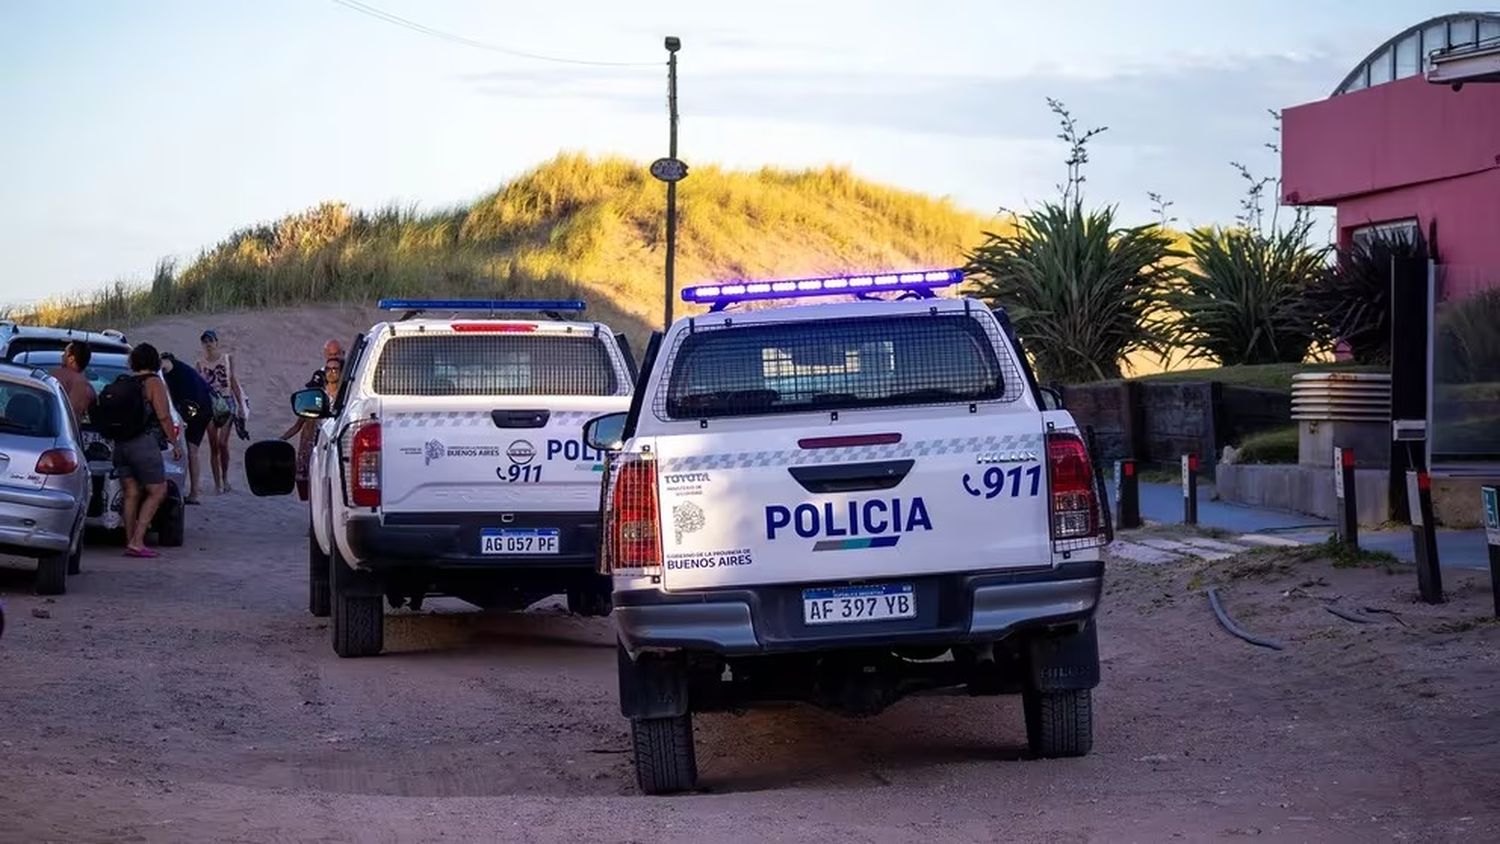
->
xmin=583 ymin=269 xmax=1111 ymax=794
xmin=247 ymin=299 xmax=636 ymax=657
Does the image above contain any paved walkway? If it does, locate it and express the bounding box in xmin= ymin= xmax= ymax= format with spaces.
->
xmin=1106 ymin=481 xmax=1491 ymax=572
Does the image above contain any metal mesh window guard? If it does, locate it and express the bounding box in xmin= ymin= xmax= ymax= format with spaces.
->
xmin=372 ymin=334 xmax=619 ymax=397
xmin=1048 ymin=421 xmax=1112 ymax=555
xmin=655 ymin=312 xmax=1021 ymax=420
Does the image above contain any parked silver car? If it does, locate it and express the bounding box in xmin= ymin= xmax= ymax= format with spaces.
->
xmin=0 ymin=363 xmax=90 ymax=594
xmin=10 ymin=351 xmax=187 ymax=546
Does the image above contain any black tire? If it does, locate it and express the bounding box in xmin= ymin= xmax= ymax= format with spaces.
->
xmin=308 ymin=527 xmax=331 ymax=618
xmin=35 ymin=551 xmax=67 ymax=596
xmin=330 ymin=547 xmax=383 ymax=658
xmin=1023 ymin=688 xmax=1094 ymax=758
xmin=630 ymin=714 xmax=698 ymax=795
xmin=566 ymin=582 xmax=612 ymax=617
xmin=67 ymin=524 xmax=83 ymax=576
xmin=156 ymin=504 xmax=185 ymax=548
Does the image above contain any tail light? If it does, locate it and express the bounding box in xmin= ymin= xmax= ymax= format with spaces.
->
xmin=1047 ymin=432 xmax=1098 ymax=540
xmin=35 ymin=449 xmax=79 ymax=475
xmin=349 ymin=422 xmax=381 ymax=507
xmin=604 ymin=456 xmax=661 ymax=577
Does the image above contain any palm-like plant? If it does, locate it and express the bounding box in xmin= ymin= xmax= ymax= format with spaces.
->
xmin=1301 ymin=229 xmax=1428 ymax=365
xmin=966 ymin=202 xmax=1180 ymax=383
xmin=1163 ymin=218 xmax=1329 ymax=366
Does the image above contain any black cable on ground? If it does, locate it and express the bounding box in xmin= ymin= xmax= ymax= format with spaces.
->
xmin=1324 ymin=604 xmax=1374 ymax=624
xmin=1206 ymin=587 xmax=1285 ymax=650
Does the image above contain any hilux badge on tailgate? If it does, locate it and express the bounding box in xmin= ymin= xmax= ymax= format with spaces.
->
xmin=975 ymin=451 xmax=1037 ymax=464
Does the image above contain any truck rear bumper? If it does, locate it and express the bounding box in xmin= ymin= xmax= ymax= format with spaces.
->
xmin=614 ymin=561 xmax=1102 ymax=656
xmin=345 ymin=511 xmax=601 ymax=571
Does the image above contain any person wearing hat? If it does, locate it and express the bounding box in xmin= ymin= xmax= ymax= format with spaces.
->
xmin=195 ymin=329 xmax=245 ymax=494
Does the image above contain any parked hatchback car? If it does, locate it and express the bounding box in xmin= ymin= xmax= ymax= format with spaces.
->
xmin=0 ymin=363 xmax=90 ymax=594
xmin=10 ymin=351 xmax=188 ymax=546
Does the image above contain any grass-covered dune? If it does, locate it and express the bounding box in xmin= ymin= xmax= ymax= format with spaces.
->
xmin=21 ymin=153 xmax=994 ymax=344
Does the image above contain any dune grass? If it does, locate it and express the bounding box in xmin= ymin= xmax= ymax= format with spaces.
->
xmin=12 ymin=153 xmax=994 ymax=345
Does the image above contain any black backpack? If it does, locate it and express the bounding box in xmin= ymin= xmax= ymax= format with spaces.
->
xmin=95 ymin=374 xmax=149 ymax=441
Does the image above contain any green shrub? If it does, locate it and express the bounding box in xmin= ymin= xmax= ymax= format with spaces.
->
xmin=1234 ymin=425 xmax=1298 ymax=464
xmin=1302 ymin=229 xmax=1428 ymax=365
xmin=1163 ymin=219 xmax=1328 ymax=366
xmin=966 ymin=202 xmax=1180 ymax=383
xmin=1436 ymin=289 xmax=1500 ymax=384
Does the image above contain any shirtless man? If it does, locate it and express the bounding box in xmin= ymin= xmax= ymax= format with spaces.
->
xmin=48 ymin=341 xmax=97 ymax=421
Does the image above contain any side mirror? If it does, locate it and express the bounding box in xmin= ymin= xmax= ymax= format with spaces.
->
xmin=291 ymin=388 xmax=331 ymax=419
xmin=583 ymin=412 xmax=628 ymax=453
xmin=1039 ymin=387 xmax=1064 ymax=411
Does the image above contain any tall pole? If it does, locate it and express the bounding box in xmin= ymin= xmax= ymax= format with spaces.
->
xmin=663 ymin=37 xmax=680 ymax=330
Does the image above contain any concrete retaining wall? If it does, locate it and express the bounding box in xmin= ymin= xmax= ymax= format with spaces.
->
xmin=1215 ymin=464 xmax=1389 ymax=527
xmin=1215 ymin=463 xmax=1484 ymax=528
xmin=1062 ymin=381 xmax=1290 ymax=466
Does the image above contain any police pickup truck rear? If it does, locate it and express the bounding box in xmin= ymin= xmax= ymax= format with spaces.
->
xmin=584 ymin=269 xmax=1111 ymax=794
xmin=249 ymin=299 xmax=636 ymax=657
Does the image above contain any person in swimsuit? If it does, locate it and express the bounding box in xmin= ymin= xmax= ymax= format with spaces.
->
xmin=280 ymin=355 xmax=343 ymax=500
xmin=116 ymin=343 xmax=183 ymax=558
xmin=196 ymin=329 xmax=245 ymax=494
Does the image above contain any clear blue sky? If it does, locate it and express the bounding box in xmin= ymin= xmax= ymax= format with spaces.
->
xmin=0 ymin=0 xmax=1463 ymax=303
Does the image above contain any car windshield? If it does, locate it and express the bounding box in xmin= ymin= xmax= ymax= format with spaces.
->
xmin=660 ymin=313 xmax=1013 ymax=419
xmin=0 ymin=381 xmax=59 ymax=437
xmin=82 ymin=362 xmax=131 ymax=395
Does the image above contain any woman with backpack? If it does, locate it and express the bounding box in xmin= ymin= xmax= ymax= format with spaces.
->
xmin=97 ymin=343 xmax=183 ymax=558
xmin=195 ymin=329 xmax=245 ymax=494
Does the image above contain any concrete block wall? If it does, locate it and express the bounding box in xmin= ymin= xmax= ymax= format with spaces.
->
xmin=1215 ymin=464 xmax=1390 ymax=527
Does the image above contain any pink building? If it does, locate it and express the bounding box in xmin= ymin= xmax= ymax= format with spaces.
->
xmin=1281 ymin=13 xmax=1500 ymax=300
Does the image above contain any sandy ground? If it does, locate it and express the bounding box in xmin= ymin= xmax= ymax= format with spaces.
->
xmin=1 ymin=310 xmax=1497 ymax=841
xmin=2 ymin=487 xmax=1497 ymax=842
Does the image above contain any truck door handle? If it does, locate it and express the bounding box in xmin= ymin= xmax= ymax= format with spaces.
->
xmin=492 ymin=410 xmax=550 ymax=429
xmin=788 ymin=460 xmax=914 ymax=494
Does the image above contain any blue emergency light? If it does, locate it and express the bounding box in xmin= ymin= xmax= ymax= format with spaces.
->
xmin=376 ymin=298 xmax=587 ymax=312
xmin=680 ymin=268 xmax=964 ymax=311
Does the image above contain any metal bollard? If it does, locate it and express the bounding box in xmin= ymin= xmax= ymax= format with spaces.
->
xmin=1483 ymin=486 xmax=1499 ymax=619
xmin=1334 ymin=447 xmax=1359 ymax=549
xmin=1406 ymin=470 xmax=1444 ymax=604
xmin=1182 ymin=453 xmax=1199 ymax=526
xmin=1116 ymin=459 xmax=1141 ymax=530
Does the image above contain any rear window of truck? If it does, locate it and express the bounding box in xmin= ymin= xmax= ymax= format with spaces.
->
xmin=660 ymin=314 xmax=1012 ymax=419
xmin=372 ymin=334 xmax=620 ymax=397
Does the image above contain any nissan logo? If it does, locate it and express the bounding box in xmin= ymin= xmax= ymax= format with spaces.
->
xmin=507 ymin=439 xmax=536 ymax=465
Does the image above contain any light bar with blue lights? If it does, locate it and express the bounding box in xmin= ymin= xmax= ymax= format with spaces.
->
xmin=680 ymin=268 xmax=963 ymax=310
xmin=376 ymin=299 xmax=587 ymax=313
